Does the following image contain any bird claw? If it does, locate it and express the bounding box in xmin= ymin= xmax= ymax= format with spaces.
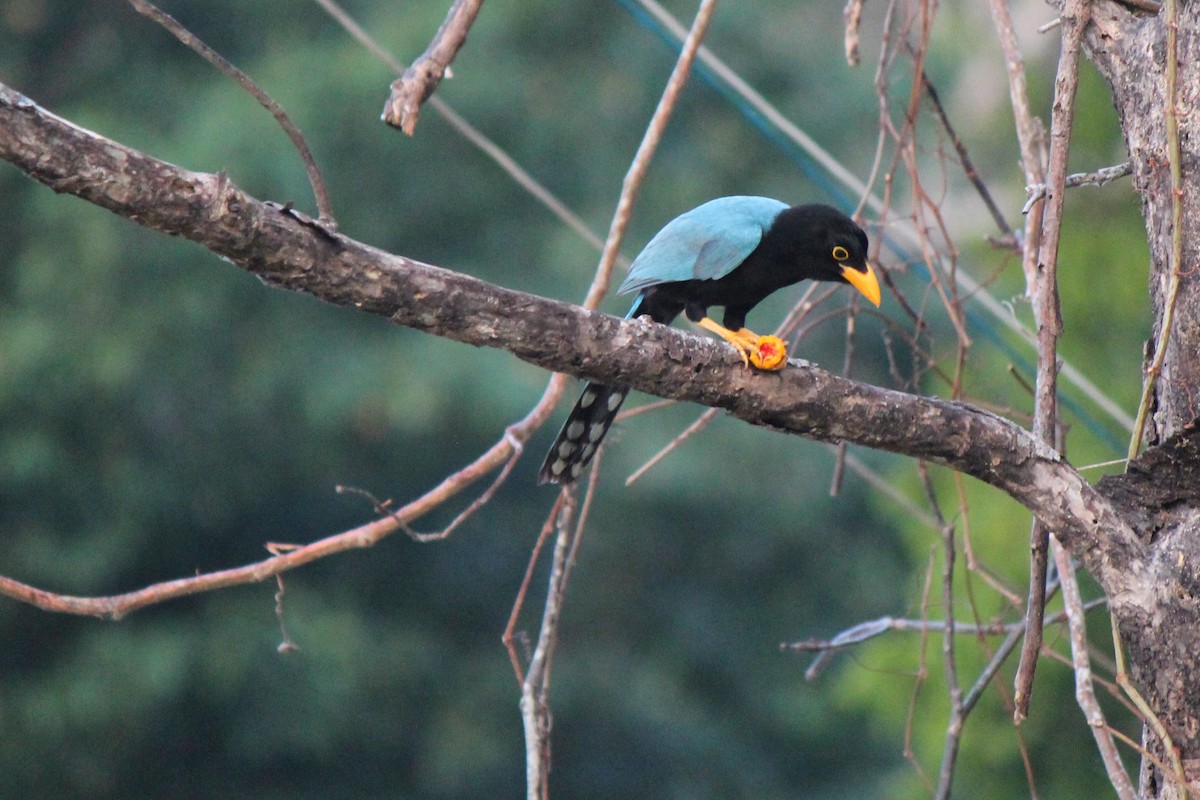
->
xmin=749 ymin=335 xmax=788 ymax=370
xmin=730 ymin=329 xmax=788 ymax=371
xmin=697 ymin=318 xmax=788 ymax=371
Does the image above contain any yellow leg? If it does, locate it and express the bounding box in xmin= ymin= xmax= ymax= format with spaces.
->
xmin=696 ymin=318 xmax=788 ymax=371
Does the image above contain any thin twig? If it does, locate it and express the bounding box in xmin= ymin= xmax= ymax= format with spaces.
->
xmin=829 ymin=304 xmax=860 ymax=496
xmin=401 ymin=435 xmax=525 ymax=541
xmin=919 ymin=68 xmax=1013 ymax=239
xmin=854 ymin=0 xmax=900 ymax=222
xmin=986 ymin=0 xmax=1047 ymax=298
xmin=593 ymin=0 xmax=719 ymax=308
xmin=1013 ymin=0 xmax=1092 ymax=723
xmin=314 ymin=0 xmax=613 ymax=257
xmin=625 ymin=407 xmax=719 ymax=486
xmin=503 ymin=493 xmax=565 ymax=683
xmin=382 ymin=0 xmax=485 ymax=135
xmin=962 ymin=624 xmax=1024 ymax=716
xmin=933 ymin=511 xmax=963 ymax=800
xmin=956 ymin=472 xmax=1024 ymax=608
xmin=783 ymin=599 xmax=1106 ymax=654
xmin=831 ymin=446 xmax=943 ymax=531
xmin=1014 ymin=519 xmax=1052 ymax=720
xmin=272 ymin=573 xmax=300 ymax=654
xmin=1022 ymin=161 xmax=1133 ymax=213
xmin=266 ymin=542 xmax=302 ymax=654
xmin=843 ymin=0 xmax=865 ymax=66
xmin=127 ymin=0 xmax=335 ymax=225
xmin=1053 ymin=539 xmax=1135 ymax=800
xmin=520 ymin=492 xmax=575 ymax=800
xmin=1106 ymin=724 xmax=1179 ymax=780
xmin=1128 ymin=8 xmax=1186 ymax=460
xmin=904 ymin=544 xmax=936 ymax=792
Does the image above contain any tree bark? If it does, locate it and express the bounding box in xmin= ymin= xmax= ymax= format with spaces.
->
xmin=1080 ymin=2 xmax=1200 ymax=795
xmin=1084 ymin=2 xmax=1200 ymax=444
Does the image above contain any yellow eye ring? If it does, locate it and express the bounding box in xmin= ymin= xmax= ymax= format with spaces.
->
xmin=832 ymin=245 xmax=850 ymax=262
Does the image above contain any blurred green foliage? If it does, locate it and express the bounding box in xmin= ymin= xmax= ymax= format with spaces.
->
xmin=0 ymin=1 xmax=1148 ymax=798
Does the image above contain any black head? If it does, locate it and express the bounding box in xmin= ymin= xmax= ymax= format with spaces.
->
xmin=768 ymin=204 xmax=880 ymax=306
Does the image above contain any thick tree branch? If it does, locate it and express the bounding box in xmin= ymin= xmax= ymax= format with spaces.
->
xmin=0 ymin=81 xmax=1148 ymax=604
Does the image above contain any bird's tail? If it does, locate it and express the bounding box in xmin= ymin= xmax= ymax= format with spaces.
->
xmin=538 ymin=382 xmax=629 ymax=484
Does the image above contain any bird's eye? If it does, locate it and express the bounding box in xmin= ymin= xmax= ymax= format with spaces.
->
xmin=832 ymin=245 xmax=850 ymax=262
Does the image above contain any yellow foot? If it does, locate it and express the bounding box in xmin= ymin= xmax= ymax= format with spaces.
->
xmin=697 ymin=318 xmax=789 ymax=371
xmin=750 ymin=335 xmax=787 ymax=370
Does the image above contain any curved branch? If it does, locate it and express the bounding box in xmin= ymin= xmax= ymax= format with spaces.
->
xmin=0 ymin=81 xmax=1147 ymax=603
xmin=128 ymin=0 xmax=335 ymax=224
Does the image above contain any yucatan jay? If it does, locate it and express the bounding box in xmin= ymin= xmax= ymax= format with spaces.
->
xmin=539 ymin=196 xmax=880 ymax=485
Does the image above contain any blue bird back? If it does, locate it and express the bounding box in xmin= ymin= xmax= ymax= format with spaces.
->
xmin=617 ymin=196 xmax=789 ymax=299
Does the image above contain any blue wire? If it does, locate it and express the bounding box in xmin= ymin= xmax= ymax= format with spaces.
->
xmin=615 ymin=0 xmax=1124 ymax=454
xmin=616 ymin=0 xmax=854 ymax=207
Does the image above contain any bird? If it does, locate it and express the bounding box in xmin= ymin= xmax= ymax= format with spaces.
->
xmin=538 ymin=196 xmax=881 ymax=485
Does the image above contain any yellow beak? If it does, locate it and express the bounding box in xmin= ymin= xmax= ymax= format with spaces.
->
xmin=840 ymin=262 xmax=881 ymax=307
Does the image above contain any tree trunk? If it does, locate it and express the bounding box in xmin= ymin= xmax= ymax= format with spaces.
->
xmin=1083 ymin=2 xmax=1200 ymax=795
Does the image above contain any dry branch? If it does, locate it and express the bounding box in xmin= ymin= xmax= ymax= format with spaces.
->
xmin=382 ymin=0 xmax=485 ymax=135
xmin=128 ymin=0 xmax=335 ymax=224
xmin=1014 ymin=0 xmax=1091 ymax=723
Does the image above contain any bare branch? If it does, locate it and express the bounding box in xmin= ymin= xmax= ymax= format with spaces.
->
xmin=127 ymin=0 xmax=335 ymax=225
xmin=591 ymin=0 xmax=720 ymax=309
xmin=503 ymin=494 xmax=565 ymax=684
xmin=986 ymin=0 xmax=1047 ymax=297
xmin=783 ymin=599 xmax=1107 ymax=655
xmin=315 ymin=0 xmax=613 ymax=257
xmin=934 ymin=518 xmax=962 ymax=800
xmin=1012 ymin=0 xmax=1091 ymax=722
xmin=381 ymin=0 xmax=485 ymax=135
xmin=919 ymin=69 xmax=1014 ymax=240
xmin=843 ymin=0 xmax=865 ymax=66
xmin=1054 ymin=540 xmax=1136 ymax=800
xmin=1022 ymin=161 xmax=1133 ymax=213
xmin=520 ymin=494 xmax=575 ymax=799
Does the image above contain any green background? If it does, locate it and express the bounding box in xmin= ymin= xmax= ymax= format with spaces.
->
xmin=0 ymin=1 xmax=1148 ymax=797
